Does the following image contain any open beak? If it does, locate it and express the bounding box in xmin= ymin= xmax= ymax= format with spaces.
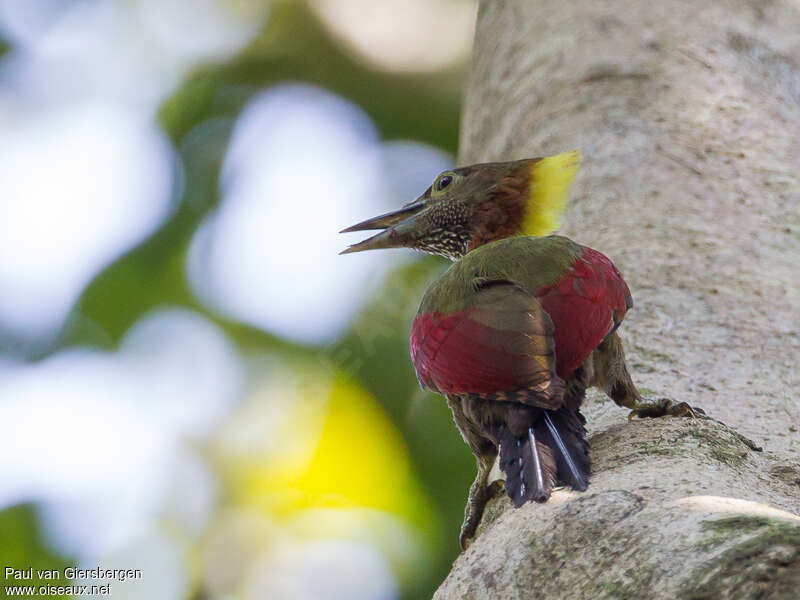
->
xmin=339 ymin=200 xmax=426 ymax=254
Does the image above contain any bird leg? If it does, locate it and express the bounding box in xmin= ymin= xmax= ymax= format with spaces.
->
xmin=586 ymin=332 xmax=706 ymax=419
xmin=460 ymin=449 xmax=502 ymax=551
xmin=447 ymin=395 xmax=504 ymax=550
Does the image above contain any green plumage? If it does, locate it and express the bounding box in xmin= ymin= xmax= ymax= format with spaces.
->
xmin=418 ymin=236 xmax=583 ymax=315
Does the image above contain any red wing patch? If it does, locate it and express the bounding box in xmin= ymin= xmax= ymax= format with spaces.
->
xmin=535 ymin=247 xmax=632 ymax=379
xmin=410 ymin=283 xmax=557 ymax=399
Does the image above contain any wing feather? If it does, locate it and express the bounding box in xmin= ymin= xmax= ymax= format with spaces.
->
xmin=534 ymin=247 xmax=632 ymax=378
xmin=410 ymin=281 xmax=561 ymax=407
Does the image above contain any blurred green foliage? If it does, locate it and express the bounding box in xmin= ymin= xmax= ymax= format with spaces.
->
xmin=0 ymin=505 xmax=74 ymax=599
xmin=1 ymin=1 xmax=474 ymax=598
xmin=67 ymin=0 xmax=462 ymax=349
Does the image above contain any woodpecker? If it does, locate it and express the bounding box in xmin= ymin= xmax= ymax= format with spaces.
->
xmin=341 ymin=151 xmax=700 ymax=549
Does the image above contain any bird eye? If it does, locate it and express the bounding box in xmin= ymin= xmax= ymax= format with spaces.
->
xmin=436 ymin=175 xmax=453 ymax=191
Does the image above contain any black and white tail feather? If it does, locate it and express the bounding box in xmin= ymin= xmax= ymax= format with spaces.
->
xmin=498 ymin=407 xmax=590 ymax=506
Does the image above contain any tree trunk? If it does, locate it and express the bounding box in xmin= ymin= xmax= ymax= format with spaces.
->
xmin=437 ymin=1 xmax=800 ymax=597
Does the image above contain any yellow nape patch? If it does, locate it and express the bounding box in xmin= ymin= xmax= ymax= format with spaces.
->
xmin=523 ymin=150 xmax=581 ymax=237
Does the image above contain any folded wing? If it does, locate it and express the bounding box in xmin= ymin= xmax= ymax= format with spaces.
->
xmin=410 ymin=281 xmax=563 ymax=408
xmin=534 ymin=247 xmax=633 ymax=379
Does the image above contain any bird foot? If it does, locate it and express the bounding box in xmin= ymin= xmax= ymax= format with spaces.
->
xmin=628 ymin=397 xmax=705 ymax=420
xmin=628 ymin=398 xmax=762 ymax=451
xmin=460 ymin=479 xmax=505 ymax=551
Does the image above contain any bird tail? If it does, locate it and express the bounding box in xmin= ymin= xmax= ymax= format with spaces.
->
xmin=498 ymin=407 xmax=590 ymax=507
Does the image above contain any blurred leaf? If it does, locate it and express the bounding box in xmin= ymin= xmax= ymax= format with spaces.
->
xmin=0 ymin=505 xmax=74 ymax=599
xmin=160 ymin=0 xmax=462 ymax=151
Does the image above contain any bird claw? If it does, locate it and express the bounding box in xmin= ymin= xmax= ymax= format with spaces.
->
xmin=627 ymin=398 xmax=762 ymax=451
xmin=628 ymin=397 xmax=706 ymax=420
xmin=459 ymin=480 xmax=505 ymax=551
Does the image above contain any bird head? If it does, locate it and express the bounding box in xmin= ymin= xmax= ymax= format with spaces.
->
xmin=340 ymin=150 xmax=581 ymax=259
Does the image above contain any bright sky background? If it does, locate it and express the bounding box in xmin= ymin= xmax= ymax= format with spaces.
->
xmin=0 ymin=309 xmax=240 ymax=558
xmin=0 ymin=0 xmax=266 ymax=347
xmin=311 ymin=0 xmax=476 ymax=72
xmin=188 ymin=83 xmax=452 ymax=345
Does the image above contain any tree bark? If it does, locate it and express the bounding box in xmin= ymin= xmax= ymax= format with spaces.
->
xmin=437 ymin=1 xmax=800 ymax=597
